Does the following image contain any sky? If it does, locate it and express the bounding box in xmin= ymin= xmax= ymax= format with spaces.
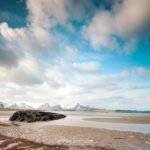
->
xmin=0 ymin=0 xmax=150 ymax=110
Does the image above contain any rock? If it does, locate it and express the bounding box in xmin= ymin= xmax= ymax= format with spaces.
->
xmin=9 ymin=110 xmax=66 ymax=122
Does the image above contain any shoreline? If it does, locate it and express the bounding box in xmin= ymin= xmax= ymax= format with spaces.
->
xmin=0 ymin=110 xmax=150 ymax=149
xmin=1 ymin=110 xmax=150 ymax=133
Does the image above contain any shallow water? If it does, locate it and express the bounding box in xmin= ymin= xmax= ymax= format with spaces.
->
xmin=45 ymin=115 xmax=150 ymax=133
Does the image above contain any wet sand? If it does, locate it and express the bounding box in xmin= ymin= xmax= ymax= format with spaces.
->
xmin=84 ymin=115 xmax=150 ymax=124
xmin=0 ymin=110 xmax=150 ymax=150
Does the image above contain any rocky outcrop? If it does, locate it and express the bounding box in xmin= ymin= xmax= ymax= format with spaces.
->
xmin=9 ymin=110 xmax=66 ymax=122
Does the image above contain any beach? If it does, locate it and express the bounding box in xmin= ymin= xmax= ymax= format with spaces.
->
xmin=0 ymin=110 xmax=150 ymax=150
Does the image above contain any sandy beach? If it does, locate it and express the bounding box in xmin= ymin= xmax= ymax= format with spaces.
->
xmin=0 ymin=110 xmax=150 ymax=150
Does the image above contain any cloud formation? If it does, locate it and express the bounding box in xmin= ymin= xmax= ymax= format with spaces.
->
xmin=72 ymin=61 xmax=100 ymax=73
xmin=84 ymin=0 xmax=150 ymax=52
xmin=27 ymin=0 xmax=68 ymax=28
xmin=0 ymin=0 xmax=149 ymax=110
xmin=0 ymin=46 xmax=18 ymax=68
xmin=135 ymin=67 xmax=150 ymax=77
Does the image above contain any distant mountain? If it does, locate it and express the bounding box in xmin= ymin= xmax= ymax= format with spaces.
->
xmin=38 ymin=103 xmax=62 ymax=111
xmin=90 ymin=108 xmax=108 ymax=112
xmin=73 ymin=103 xmax=91 ymax=111
xmin=38 ymin=103 xmax=50 ymax=110
xmin=17 ymin=103 xmax=33 ymax=109
xmin=0 ymin=102 xmax=15 ymax=109
xmin=38 ymin=103 xmax=92 ymax=111
xmin=0 ymin=102 xmax=33 ymax=110
xmin=0 ymin=102 xmax=4 ymax=109
xmin=1 ymin=101 xmax=150 ymax=113
xmin=7 ymin=103 xmax=18 ymax=109
xmin=8 ymin=103 xmax=33 ymax=110
xmin=63 ymin=103 xmax=92 ymax=111
xmin=115 ymin=110 xmax=150 ymax=114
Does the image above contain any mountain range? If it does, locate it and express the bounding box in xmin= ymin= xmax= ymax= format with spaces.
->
xmin=0 ymin=101 xmax=92 ymax=111
xmin=0 ymin=102 xmax=33 ymax=110
xmin=1 ymin=101 xmax=149 ymax=113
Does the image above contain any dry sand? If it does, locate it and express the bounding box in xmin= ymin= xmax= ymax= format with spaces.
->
xmin=0 ymin=110 xmax=150 ymax=150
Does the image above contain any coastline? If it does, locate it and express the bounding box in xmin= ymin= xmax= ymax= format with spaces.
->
xmin=0 ymin=110 xmax=150 ymax=150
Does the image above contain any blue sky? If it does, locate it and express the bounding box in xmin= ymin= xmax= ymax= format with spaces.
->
xmin=0 ymin=0 xmax=150 ymax=110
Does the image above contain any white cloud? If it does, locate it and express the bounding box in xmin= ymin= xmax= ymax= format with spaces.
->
xmin=125 ymin=84 xmax=149 ymax=90
xmin=0 ymin=22 xmax=53 ymax=52
xmin=135 ymin=67 xmax=150 ymax=76
xmin=0 ymin=53 xmax=44 ymax=85
xmin=72 ymin=61 xmax=100 ymax=73
xmin=64 ymin=46 xmax=79 ymax=60
xmin=26 ymin=0 xmax=98 ymax=32
xmin=0 ymin=46 xmax=19 ymax=68
xmin=0 ymin=64 xmax=149 ymax=110
xmin=84 ymin=0 xmax=150 ymax=52
xmin=45 ymin=67 xmax=67 ymax=88
xmin=27 ymin=0 xmax=69 ymax=28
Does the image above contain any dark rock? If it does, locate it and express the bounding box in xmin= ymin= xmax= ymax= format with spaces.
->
xmin=9 ymin=110 xmax=66 ymax=122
